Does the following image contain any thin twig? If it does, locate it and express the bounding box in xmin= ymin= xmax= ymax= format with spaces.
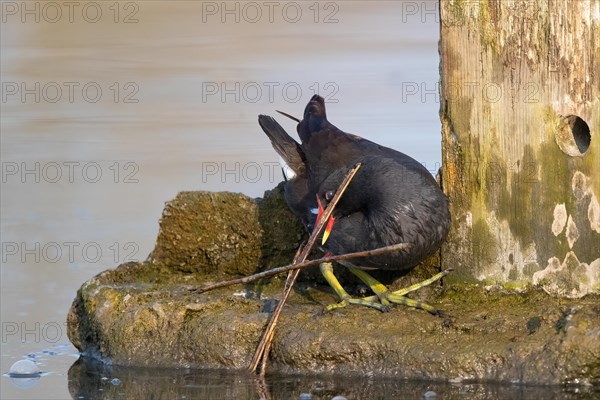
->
xmin=249 ymin=163 xmax=362 ymax=375
xmin=256 ymin=247 xmax=303 ymax=375
xmin=276 ymin=110 xmax=300 ymax=123
xmin=194 ymin=242 xmax=412 ymax=293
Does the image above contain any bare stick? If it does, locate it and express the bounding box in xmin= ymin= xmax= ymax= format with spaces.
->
xmin=195 ymin=242 xmax=412 ymax=293
xmin=276 ymin=110 xmax=300 ymax=123
xmin=256 ymin=247 xmax=303 ymax=376
xmin=249 ymin=163 xmax=362 ymax=375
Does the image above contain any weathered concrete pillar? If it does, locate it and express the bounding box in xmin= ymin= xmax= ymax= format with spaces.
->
xmin=439 ymin=0 xmax=600 ymax=296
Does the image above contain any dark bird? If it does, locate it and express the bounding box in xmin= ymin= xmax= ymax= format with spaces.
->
xmin=259 ymin=95 xmax=451 ymax=313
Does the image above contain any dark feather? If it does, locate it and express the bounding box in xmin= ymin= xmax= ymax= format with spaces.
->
xmin=258 ymin=115 xmax=306 ymax=177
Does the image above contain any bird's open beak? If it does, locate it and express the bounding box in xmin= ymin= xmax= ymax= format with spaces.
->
xmin=315 ymin=195 xmax=335 ymax=245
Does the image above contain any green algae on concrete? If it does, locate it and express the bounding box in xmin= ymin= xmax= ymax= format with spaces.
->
xmin=67 ymin=186 xmax=600 ymax=386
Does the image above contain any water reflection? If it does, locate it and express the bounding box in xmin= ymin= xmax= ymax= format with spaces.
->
xmin=68 ymin=357 xmax=597 ymax=400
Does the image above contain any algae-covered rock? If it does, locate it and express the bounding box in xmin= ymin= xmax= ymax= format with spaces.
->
xmin=67 ymin=185 xmax=600 ymax=386
xmin=256 ymin=183 xmax=306 ymax=271
xmin=67 ymin=264 xmax=267 ymax=368
xmin=147 ymin=185 xmax=306 ymax=278
xmin=149 ymin=191 xmax=262 ymax=276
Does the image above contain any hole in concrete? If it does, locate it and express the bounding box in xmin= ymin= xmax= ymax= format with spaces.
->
xmin=555 ymin=115 xmax=591 ymax=157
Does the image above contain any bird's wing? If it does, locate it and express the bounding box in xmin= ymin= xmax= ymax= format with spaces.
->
xmin=258 ymin=115 xmax=306 ymax=179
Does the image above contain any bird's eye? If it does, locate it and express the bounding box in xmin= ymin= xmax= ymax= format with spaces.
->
xmin=325 ymin=190 xmax=334 ymax=201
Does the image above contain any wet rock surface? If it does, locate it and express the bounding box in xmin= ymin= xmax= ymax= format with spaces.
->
xmin=67 ymin=185 xmax=600 ymax=386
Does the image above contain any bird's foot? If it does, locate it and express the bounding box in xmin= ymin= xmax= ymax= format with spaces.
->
xmin=323 ymin=292 xmax=440 ymax=314
xmin=348 ymin=267 xmax=453 ymax=315
xmin=376 ymin=292 xmax=443 ymax=315
xmin=319 ymin=262 xmax=451 ymax=314
xmin=319 ymin=262 xmax=391 ymax=312
xmin=325 ymin=296 xmax=390 ymax=312
xmin=391 ymin=268 xmax=454 ymax=297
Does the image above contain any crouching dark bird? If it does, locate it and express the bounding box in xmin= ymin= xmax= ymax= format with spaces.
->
xmin=259 ymin=95 xmax=451 ymax=314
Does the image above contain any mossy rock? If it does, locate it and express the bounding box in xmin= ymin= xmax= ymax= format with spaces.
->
xmin=67 ymin=185 xmax=600 ymax=385
xmin=149 ymin=191 xmax=262 ymax=277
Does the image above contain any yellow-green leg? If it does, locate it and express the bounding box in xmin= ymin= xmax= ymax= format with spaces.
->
xmin=319 ymin=262 xmax=390 ymax=312
xmin=347 ymin=267 xmax=451 ymax=315
xmin=319 ymin=260 xmax=452 ymax=314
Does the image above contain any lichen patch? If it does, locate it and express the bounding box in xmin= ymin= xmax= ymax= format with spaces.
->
xmin=551 ymin=203 xmax=567 ymax=236
xmin=572 ymin=171 xmax=588 ymax=200
xmin=588 ymin=193 xmax=600 ymax=234
xmin=565 ymin=215 xmax=580 ymax=249
xmin=533 ymin=251 xmax=598 ymax=298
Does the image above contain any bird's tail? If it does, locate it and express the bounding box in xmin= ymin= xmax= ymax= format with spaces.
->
xmin=258 ymin=115 xmax=306 ymax=179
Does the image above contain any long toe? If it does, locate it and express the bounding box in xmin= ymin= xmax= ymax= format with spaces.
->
xmin=325 ymin=296 xmax=391 ymax=312
xmin=384 ymin=293 xmax=442 ymax=315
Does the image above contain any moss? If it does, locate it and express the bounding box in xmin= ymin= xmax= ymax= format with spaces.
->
xmin=523 ymin=2 xmax=550 ymax=69
xmin=470 ymin=218 xmax=498 ymax=275
xmin=478 ymin=0 xmax=499 ymax=53
xmin=445 ymin=0 xmax=467 ymax=27
xmin=442 ymin=94 xmax=474 ymax=217
xmin=68 ymin=254 xmax=600 ymax=385
xmin=503 ymin=280 xmax=532 ymax=290
xmin=540 ymin=109 xmax=573 ymax=209
xmin=476 ymin=107 xmax=594 ymax=274
xmin=450 ymin=96 xmax=474 ymax=152
xmin=483 ymin=151 xmax=508 ymax=216
xmin=149 ymin=191 xmax=263 ymax=278
xmin=498 ymin=147 xmax=535 ymax=245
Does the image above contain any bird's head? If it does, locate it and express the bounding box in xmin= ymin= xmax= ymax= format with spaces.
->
xmin=276 ymin=95 xmax=334 ymax=143
xmin=312 ymin=165 xmax=368 ymax=245
xmin=297 ymin=95 xmax=332 ymax=141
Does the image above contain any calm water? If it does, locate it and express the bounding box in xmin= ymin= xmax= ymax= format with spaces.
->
xmin=1 ymin=1 xmax=590 ymax=399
